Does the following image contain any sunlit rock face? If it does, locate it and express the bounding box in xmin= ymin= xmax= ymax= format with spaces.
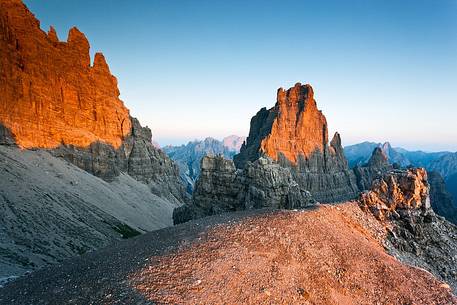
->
xmin=0 ymin=0 xmax=131 ymax=149
xmin=358 ymin=168 xmax=457 ymax=292
xmin=359 ymin=168 xmax=430 ymax=222
xmin=0 ymin=1 xmax=189 ymax=203
xmin=234 ymin=83 xmax=360 ymax=202
xmin=261 ymin=84 xmax=328 ymax=163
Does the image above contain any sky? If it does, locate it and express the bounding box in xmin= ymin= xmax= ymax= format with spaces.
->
xmin=24 ymin=0 xmax=457 ymax=151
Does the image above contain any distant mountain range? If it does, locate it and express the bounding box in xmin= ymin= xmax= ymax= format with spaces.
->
xmin=344 ymin=141 xmax=450 ymax=169
xmin=163 ymin=136 xmax=246 ymax=192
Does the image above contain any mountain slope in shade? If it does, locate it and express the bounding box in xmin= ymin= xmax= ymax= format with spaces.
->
xmin=0 ymin=145 xmax=175 ymax=281
xmin=344 ymin=141 xmax=380 ymax=168
xmin=428 ymin=171 xmax=457 ymax=224
xmin=429 ymin=153 xmax=457 ymax=179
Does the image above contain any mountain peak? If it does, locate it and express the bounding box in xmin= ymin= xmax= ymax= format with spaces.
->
xmin=367 ymin=147 xmax=389 ymax=168
xmin=255 ymin=83 xmax=328 ymax=164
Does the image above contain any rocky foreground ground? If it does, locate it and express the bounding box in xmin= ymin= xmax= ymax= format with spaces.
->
xmin=0 ymin=204 xmax=455 ymax=305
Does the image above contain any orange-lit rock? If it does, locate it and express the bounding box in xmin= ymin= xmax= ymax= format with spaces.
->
xmin=359 ymin=168 xmax=430 ymax=221
xmin=0 ymin=0 xmax=131 ymax=149
xmin=260 ymin=83 xmax=328 ymax=163
xmin=234 ymin=83 xmax=361 ymax=202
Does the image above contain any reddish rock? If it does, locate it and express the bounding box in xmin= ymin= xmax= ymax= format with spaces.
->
xmin=234 ymin=83 xmax=361 ymax=202
xmin=0 ymin=0 xmax=131 ymax=149
xmin=359 ymin=168 xmax=430 ymax=221
xmin=260 ymin=83 xmax=328 ymax=163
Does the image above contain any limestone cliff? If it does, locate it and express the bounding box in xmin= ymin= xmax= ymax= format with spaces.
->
xmin=428 ymin=171 xmax=457 ymax=225
xmin=234 ymin=83 xmax=360 ymax=202
xmin=0 ymin=0 xmax=188 ymax=203
xmin=173 ymin=155 xmax=315 ymax=224
xmin=0 ymin=0 xmax=130 ymax=149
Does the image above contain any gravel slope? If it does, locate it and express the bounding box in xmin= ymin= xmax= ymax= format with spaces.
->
xmin=0 ymin=205 xmax=455 ymax=305
xmin=0 ymin=146 xmax=177 ymax=280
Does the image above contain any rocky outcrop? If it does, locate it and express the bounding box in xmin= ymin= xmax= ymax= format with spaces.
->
xmin=234 ymin=83 xmax=326 ymax=167
xmin=359 ymin=168 xmax=430 ymax=221
xmin=353 ymin=147 xmax=393 ymax=191
xmin=163 ymin=137 xmax=238 ymax=193
xmin=173 ymin=155 xmax=315 ymax=224
xmin=0 ymin=1 xmax=131 ymax=149
xmin=174 ymin=84 xmax=400 ymax=223
xmin=359 ymin=168 xmax=457 ymax=292
xmin=234 ymin=83 xmax=361 ymax=202
xmin=0 ymin=1 xmax=188 ymax=203
xmin=428 ymin=171 xmax=457 ymax=225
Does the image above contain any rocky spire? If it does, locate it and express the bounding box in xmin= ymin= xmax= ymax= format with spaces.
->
xmin=67 ymin=27 xmax=90 ymax=67
xmin=259 ymin=83 xmax=328 ymax=164
xmin=93 ymin=52 xmax=110 ymax=72
xmin=47 ymin=26 xmax=58 ymax=43
xmin=367 ymin=147 xmax=389 ymax=168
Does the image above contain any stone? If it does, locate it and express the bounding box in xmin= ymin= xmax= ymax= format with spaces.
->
xmin=428 ymin=171 xmax=457 ymax=224
xmin=359 ymin=168 xmax=430 ymax=222
xmin=0 ymin=1 xmax=189 ymax=204
xmin=173 ymin=155 xmax=316 ymax=224
xmin=353 ymin=147 xmax=393 ymax=191
xmin=163 ymin=137 xmax=238 ymax=193
xmin=0 ymin=1 xmax=131 ymax=149
xmin=358 ymin=168 xmax=457 ymax=292
xmin=234 ymin=83 xmax=361 ymax=202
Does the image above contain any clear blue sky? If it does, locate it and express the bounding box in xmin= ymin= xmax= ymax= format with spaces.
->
xmin=24 ymin=0 xmax=457 ymax=151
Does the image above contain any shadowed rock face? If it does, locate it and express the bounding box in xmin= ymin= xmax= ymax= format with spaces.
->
xmin=353 ymin=147 xmax=393 ymax=191
xmin=234 ymin=83 xmax=360 ymax=202
xmin=428 ymin=171 xmax=457 ymax=224
xmin=173 ymin=155 xmax=315 ymax=224
xmin=51 ymin=118 xmax=189 ymax=203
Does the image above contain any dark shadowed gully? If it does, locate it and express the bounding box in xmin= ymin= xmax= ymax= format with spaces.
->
xmin=1 ymin=205 xmax=455 ymax=305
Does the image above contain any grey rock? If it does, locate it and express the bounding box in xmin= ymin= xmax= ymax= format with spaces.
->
xmin=353 ymin=147 xmax=393 ymax=191
xmin=163 ymin=137 xmax=238 ymax=193
xmin=0 ymin=145 xmax=178 ymax=280
xmin=359 ymin=168 xmax=457 ymax=293
xmin=429 ymin=152 xmax=457 ymax=179
xmin=0 ymin=123 xmax=15 ymax=146
xmin=233 ymin=101 xmax=361 ymax=204
xmin=289 ymin=133 xmax=361 ymax=203
xmin=429 ymin=171 xmax=457 ymax=224
xmin=173 ymin=155 xmax=316 ymax=224
xmin=51 ymin=117 xmax=189 ymax=204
